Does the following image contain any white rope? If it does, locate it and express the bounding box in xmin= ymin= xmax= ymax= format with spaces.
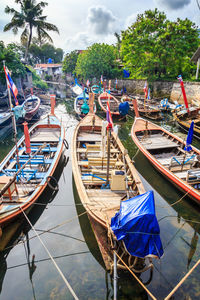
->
xmin=20 ymin=208 xmax=79 ymax=300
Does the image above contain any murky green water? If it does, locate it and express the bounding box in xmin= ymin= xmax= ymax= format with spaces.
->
xmin=0 ymin=100 xmax=199 ymax=300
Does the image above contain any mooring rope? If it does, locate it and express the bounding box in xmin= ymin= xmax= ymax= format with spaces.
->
xmin=164 ymin=258 xmax=200 ymax=300
xmin=20 ymin=208 xmax=79 ymax=300
xmin=113 ymin=250 xmax=157 ymax=300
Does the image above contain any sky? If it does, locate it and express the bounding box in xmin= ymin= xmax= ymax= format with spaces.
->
xmin=0 ymin=0 xmax=199 ymax=54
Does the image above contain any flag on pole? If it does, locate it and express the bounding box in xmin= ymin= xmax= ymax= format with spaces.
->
xmin=144 ymin=81 xmax=148 ymax=99
xmin=115 ymin=78 xmax=118 ymax=89
xmin=86 ymin=79 xmax=90 ymax=87
xmin=3 ymin=66 xmax=19 ymax=105
xmin=106 ymin=99 xmax=113 ymax=129
xmin=147 ymin=88 xmax=151 ymax=100
xmin=100 ymin=75 xmax=103 ymax=84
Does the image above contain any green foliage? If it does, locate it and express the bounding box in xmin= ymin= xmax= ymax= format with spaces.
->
xmin=75 ymin=43 xmax=121 ymax=80
xmin=27 ymin=65 xmax=48 ymax=90
xmin=4 ymin=0 xmax=59 ymax=62
xmin=121 ymin=9 xmax=199 ymax=80
xmin=0 ymin=41 xmax=26 ymax=84
xmin=29 ymin=42 xmax=64 ymax=64
xmin=62 ymin=50 xmax=80 ymax=74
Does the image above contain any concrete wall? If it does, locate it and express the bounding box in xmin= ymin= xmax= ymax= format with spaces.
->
xmin=110 ymin=79 xmax=200 ymax=104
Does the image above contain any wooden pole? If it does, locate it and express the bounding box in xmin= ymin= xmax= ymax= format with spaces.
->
xmin=132 ymin=99 xmax=140 ymax=118
xmin=106 ymin=127 xmax=111 ymax=186
xmin=196 ymin=58 xmax=200 ymax=80
xmin=3 ymin=61 xmax=19 ymax=167
xmin=113 ymin=251 xmax=117 ymax=300
xmin=89 ymin=93 xmax=94 ymax=114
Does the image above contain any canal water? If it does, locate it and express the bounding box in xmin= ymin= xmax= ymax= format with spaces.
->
xmin=0 ymin=99 xmax=199 ymax=300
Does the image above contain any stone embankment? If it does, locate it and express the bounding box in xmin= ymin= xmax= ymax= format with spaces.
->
xmin=110 ymin=79 xmax=200 ymax=104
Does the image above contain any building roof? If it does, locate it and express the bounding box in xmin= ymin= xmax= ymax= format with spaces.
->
xmin=35 ymin=63 xmax=62 ymax=68
xmin=191 ymin=47 xmax=200 ymax=63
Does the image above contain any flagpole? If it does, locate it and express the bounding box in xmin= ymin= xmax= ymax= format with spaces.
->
xmin=3 ymin=61 xmax=19 ymax=166
xmin=106 ymin=80 xmax=112 ymax=186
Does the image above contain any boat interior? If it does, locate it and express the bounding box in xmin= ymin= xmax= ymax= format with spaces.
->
xmin=0 ymin=124 xmax=61 ymax=205
xmin=136 ymin=129 xmax=200 ymax=188
xmin=100 ymin=96 xmax=119 ymax=112
xmin=77 ymin=124 xmax=141 ymax=220
xmin=24 ymin=97 xmax=39 ymax=112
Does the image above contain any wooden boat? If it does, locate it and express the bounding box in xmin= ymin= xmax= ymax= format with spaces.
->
xmin=91 ymin=85 xmax=103 ymax=95
xmin=23 ymin=95 xmax=41 ymax=121
xmin=173 ymin=106 xmax=200 ymax=139
xmin=0 ymin=112 xmax=65 ymax=232
xmin=74 ymin=92 xmax=96 ymax=118
xmin=0 ymin=111 xmax=12 ymax=127
xmin=71 ymin=83 xmax=82 ymax=96
xmin=98 ymin=92 xmax=120 ymax=117
xmin=72 ymin=107 xmax=163 ymax=272
xmin=131 ymin=117 xmax=200 ymax=205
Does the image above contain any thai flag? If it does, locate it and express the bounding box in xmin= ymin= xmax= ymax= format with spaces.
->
xmin=4 ymin=66 xmax=18 ymax=105
xmin=147 ymin=88 xmax=151 ymax=100
xmin=106 ymin=99 xmax=113 ymax=129
xmin=115 ymin=78 xmax=118 ymax=89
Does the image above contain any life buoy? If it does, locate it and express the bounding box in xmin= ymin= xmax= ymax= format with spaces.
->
xmin=46 ymin=176 xmax=59 ymax=191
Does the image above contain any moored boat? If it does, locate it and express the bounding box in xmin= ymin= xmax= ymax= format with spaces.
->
xmin=98 ymin=92 xmax=120 ymax=117
xmin=131 ymin=116 xmax=200 ymax=205
xmin=173 ymin=106 xmax=200 ymax=139
xmin=71 ymin=83 xmax=82 ymax=96
xmin=72 ymin=102 xmax=163 ymax=273
xmin=91 ymin=84 xmax=103 ymax=95
xmin=0 ymin=102 xmax=66 ymax=233
xmin=74 ymin=91 xmax=96 ymax=118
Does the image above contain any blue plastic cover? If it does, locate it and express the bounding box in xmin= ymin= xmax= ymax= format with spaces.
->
xmin=111 ymin=191 xmax=164 ymax=258
xmin=119 ymin=101 xmax=130 ymax=116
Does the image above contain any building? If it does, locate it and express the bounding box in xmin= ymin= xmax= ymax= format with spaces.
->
xmin=35 ymin=63 xmax=62 ymax=80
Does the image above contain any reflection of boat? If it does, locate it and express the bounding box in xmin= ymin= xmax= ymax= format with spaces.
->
xmin=0 ymin=153 xmax=66 ymax=295
xmin=131 ymin=117 xmax=200 ymax=205
xmin=0 ymin=109 xmax=65 ymax=232
xmin=98 ymin=92 xmax=120 ymax=117
xmin=72 ymin=112 xmax=163 ymax=273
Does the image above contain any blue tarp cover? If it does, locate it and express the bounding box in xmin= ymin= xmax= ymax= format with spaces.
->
xmin=77 ymin=92 xmax=89 ymax=100
xmin=111 ymin=191 xmax=164 ymax=258
xmin=119 ymin=101 xmax=129 ymax=116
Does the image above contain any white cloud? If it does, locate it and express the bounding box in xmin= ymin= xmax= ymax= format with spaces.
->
xmin=125 ymin=13 xmax=138 ymax=28
xmin=87 ymin=5 xmax=117 ymax=35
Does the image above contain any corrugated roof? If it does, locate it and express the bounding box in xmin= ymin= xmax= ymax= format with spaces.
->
xmin=35 ymin=63 xmax=62 ymax=68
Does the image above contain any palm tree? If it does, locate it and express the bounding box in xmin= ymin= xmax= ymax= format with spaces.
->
xmin=4 ymin=0 xmax=59 ymax=62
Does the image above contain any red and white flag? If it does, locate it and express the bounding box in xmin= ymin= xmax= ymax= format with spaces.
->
xmin=144 ymin=81 xmax=148 ymax=99
xmin=3 ymin=66 xmax=18 ymax=105
xmin=86 ymin=79 xmax=90 ymax=87
xmin=106 ymin=99 xmax=113 ymax=129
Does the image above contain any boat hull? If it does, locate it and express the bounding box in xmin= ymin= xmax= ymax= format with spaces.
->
xmin=131 ymin=117 xmax=200 ymax=205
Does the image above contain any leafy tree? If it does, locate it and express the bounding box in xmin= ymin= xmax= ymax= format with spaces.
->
xmin=29 ymin=42 xmax=63 ymax=64
xmin=62 ymin=50 xmax=80 ymax=75
xmin=0 ymin=41 xmax=26 ymax=84
xmin=75 ymin=43 xmax=121 ymax=80
xmin=121 ymin=9 xmax=199 ymax=80
xmin=4 ymin=0 xmax=59 ymax=62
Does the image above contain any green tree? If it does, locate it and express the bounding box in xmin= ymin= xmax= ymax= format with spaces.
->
xmin=62 ymin=50 xmax=80 ymax=74
xmin=121 ymin=9 xmax=199 ymax=80
xmin=4 ymin=0 xmax=59 ymax=62
xmin=75 ymin=43 xmax=120 ymax=80
xmin=0 ymin=41 xmax=26 ymax=84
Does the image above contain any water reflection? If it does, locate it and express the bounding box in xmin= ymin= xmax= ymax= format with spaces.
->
xmin=0 ymin=153 xmax=66 ymax=299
